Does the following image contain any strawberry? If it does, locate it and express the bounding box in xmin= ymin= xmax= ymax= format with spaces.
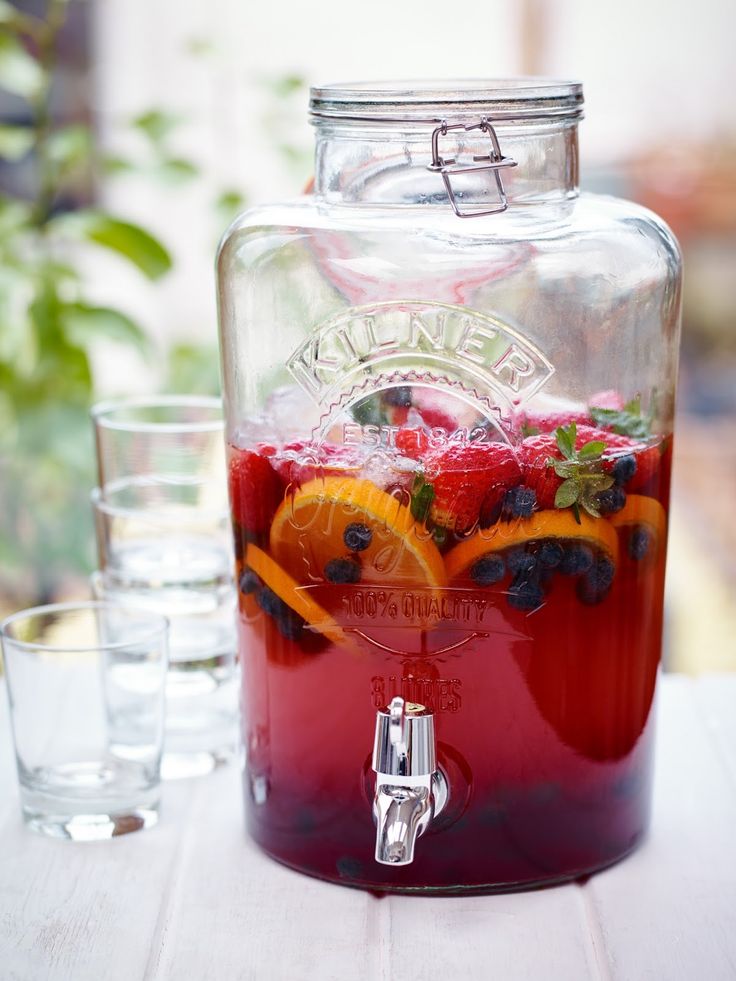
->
xmin=521 ymin=423 xmax=660 ymax=515
xmin=577 ymin=428 xmax=659 ymax=491
xmin=589 ymin=389 xmax=625 ymax=411
xmin=395 ymin=427 xmax=429 ymax=460
xmin=421 ymin=442 xmax=522 ymax=533
xmin=228 ymin=447 xmax=285 ymax=534
xmin=418 ymin=404 xmax=457 ymax=432
xmin=272 ymin=440 xmax=365 ymax=486
xmin=519 ymin=432 xmax=564 ymax=508
xmin=516 ymin=409 xmax=592 ymax=437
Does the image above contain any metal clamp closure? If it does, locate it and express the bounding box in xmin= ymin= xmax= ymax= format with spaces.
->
xmin=427 ymin=117 xmax=517 ymax=218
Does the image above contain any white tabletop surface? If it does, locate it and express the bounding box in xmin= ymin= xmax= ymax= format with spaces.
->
xmin=1 ymin=673 xmax=735 ymax=981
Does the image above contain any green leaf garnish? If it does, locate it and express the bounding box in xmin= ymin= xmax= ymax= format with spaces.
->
xmin=578 ymin=440 xmax=606 ymax=459
xmin=547 ymin=425 xmax=613 ymax=519
xmin=410 ymin=473 xmax=434 ymax=523
xmin=351 ymin=396 xmax=388 ymax=427
xmin=554 ymin=479 xmax=580 ymax=509
xmin=555 ymin=422 xmax=576 ymax=460
xmin=520 ymin=420 xmax=540 ymax=438
xmin=589 ymin=394 xmax=652 ymax=440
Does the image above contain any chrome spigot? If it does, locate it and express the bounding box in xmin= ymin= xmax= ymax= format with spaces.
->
xmin=372 ymin=696 xmax=447 ymax=866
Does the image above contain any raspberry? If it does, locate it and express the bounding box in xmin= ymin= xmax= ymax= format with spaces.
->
xmin=228 ymin=448 xmax=285 ymax=534
xmin=423 ymin=442 xmax=522 ymax=533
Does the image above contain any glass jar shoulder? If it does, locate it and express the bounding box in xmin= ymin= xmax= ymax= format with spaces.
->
xmin=218 ymin=194 xmax=681 ymax=277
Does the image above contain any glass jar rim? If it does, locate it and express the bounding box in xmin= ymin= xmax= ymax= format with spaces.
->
xmin=310 ymin=78 xmax=583 ymax=123
xmin=91 ymin=394 xmax=224 ymax=434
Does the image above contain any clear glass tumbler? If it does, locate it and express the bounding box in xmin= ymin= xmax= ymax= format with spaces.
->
xmin=90 ymin=396 xmax=239 ymax=778
xmin=0 ymin=601 xmax=168 ymax=840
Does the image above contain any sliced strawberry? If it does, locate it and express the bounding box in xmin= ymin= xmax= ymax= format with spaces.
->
xmin=423 ymin=442 xmax=522 ymax=533
xmin=228 ymin=447 xmax=285 ymax=534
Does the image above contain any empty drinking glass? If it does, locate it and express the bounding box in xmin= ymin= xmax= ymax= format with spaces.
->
xmin=90 ymin=396 xmax=239 ymax=778
xmin=0 ymin=601 xmax=168 ymax=840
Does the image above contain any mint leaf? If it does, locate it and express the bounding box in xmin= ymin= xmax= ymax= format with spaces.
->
xmin=555 ymin=423 xmax=576 ymax=460
xmin=578 ymin=440 xmax=605 ymax=459
xmin=550 ymin=459 xmax=579 ymax=479
xmin=589 ymin=405 xmax=650 ymax=440
xmin=581 ymin=497 xmax=602 ymax=518
xmin=586 ymin=475 xmax=614 ymax=493
xmin=520 ymin=420 xmax=540 ymax=438
xmin=410 ymin=474 xmax=434 ymax=523
xmin=554 ymin=478 xmax=580 ymax=509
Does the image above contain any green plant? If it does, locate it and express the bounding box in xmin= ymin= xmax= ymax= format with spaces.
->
xmin=0 ymin=0 xmax=174 ymax=605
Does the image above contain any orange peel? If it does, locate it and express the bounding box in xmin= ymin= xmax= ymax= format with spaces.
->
xmin=269 ymin=476 xmax=446 ymax=589
xmin=445 ymin=508 xmax=619 ymax=581
xmin=610 ymin=494 xmax=667 ymax=543
xmin=245 ymin=543 xmax=351 ymax=649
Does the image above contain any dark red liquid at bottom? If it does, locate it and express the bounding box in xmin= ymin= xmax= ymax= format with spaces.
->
xmin=238 ymin=544 xmax=663 ymax=894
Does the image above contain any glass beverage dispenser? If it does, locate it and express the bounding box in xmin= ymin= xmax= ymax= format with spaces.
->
xmin=217 ymin=80 xmax=682 ymax=893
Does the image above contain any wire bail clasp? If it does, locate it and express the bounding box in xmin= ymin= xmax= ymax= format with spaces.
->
xmin=427 ymin=117 xmax=518 ymax=218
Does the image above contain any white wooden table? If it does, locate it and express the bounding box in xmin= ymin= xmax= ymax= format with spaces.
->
xmin=1 ymin=674 xmax=735 ymax=981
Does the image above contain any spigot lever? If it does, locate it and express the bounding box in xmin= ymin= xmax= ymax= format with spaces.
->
xmin=371 ymin=697 xmax=447 ymax=866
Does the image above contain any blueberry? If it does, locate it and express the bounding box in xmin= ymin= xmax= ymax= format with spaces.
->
xmin=538 ymin=541 xmax=564 ymax=568
xmin=628 ymin=525 xmax=653 ymax=561
xmin=503 ymin=485 xmax=537 ymax=518
xmin=277 ymin=608 xmax=305 ymax=641
xmin=256 ymin=587 xmax=306 ymax=640
xmin=257 ymin=586 xmax=288 ymax=618
xmin=597 ymin=486 xmax=627 ymax=515
xmin=612 ymin=454 xmax=637 ymax=486
xmin=577 ymin=556 xmax=616 ymax=605
xmin=559 ymin=543 xmax=594 ymax=576
xmin=238 ymin=568 xmax=260 ymax=595
xmin=470 ymin=554 xmax=505 ymax=586
xmin=324 ymin=557 xmax=361 ymax=584
xmin=507 ymin=573 xmax=544 ymax=611
xmin=506 ymin=548 xmax=537 ymax=576
xmin=343 ymin=522 xmax=373 ymax=552
xmin=382 ymin=386 xmax=412 ymax=408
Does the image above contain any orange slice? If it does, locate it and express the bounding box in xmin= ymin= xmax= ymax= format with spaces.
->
xmin=245 ymin=543 xmax=351 ymax=648
xmin=445 ymin=508 xmax=619 ymax=581
xmin=269 ymin=477 xmax=446 ymax=589
xmin=610 ymin=495 xmax=667 ymax=542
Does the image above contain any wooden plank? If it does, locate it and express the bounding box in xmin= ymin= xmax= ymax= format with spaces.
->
xmin=152 ymin=765 xmax=386 ymax=981
xmin=3 ymin=678 xmax=736 ymax=980
xmin=691 ymin=675 xmax=736 ymax=788
xmin=0 ymin=697 xmax=198 ymax=981
xmin=584 ymin=676 xmax=736 ymax=981
xmin=154 ymin=761 xmax=596 ymax=979
xmin=386 ymin=888 xmax=597 ymax=981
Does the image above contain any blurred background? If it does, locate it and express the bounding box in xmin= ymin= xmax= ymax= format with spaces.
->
xmin=0 ymin=0 xmax=734 ymax=671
